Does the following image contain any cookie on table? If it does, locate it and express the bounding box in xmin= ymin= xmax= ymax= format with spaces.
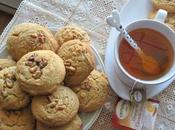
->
xmin=149 ymin=10 xmax=175 ymax=30
xmin=32 ymin=86 xmax=79 ymax=127
xmin=73 ymin=70 xmax=109 ymax=112
xmin=16 ymin=50 xmax=66 ymax=95
xmin=57 ymin=39 xmax=95 ymax=86
xmin=0 ymin=66 xmax=30 ymax=110
xmin=7 ymin=22 xmax=58 ymax=61
xmin=0 ymin=108 xmax=35 ymax=130
xmin=152 ymin=0 xmax=175 ymax=13
xmin=55 ymin=25 xmax=90 ymax=47
xmin=37 ymin=115 xmax=82 ymax=130
xmin=0 ymin=59 xmax=16 ymax=71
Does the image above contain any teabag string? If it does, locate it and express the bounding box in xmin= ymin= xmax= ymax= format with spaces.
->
xmin=129 ymin=81 xmax=146 ymax=103
xmin=114 ymin=67 xmax=146 ymax=103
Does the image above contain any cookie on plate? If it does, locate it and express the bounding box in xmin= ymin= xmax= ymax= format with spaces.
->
xmin=152 ymin=0 xmax=175 ymax=13
xmin=0 ymin=66 xmax=30 ymax=110
xmin=16 ymin=50 xmax=66 ymax=95
xmin=0 ymin=108 xmax=35 ymax=130
xmin=55 ymin=25 xmax=90 ymax=47
xmin=73 ymin=70 xmax=109 ymax=112
xmin=0 ymin=59 xmax=16 ymax=71
xmin=7 ymin=23 xmax=58 ymax=61
xmin=57 ymin=39 xmax=95 ymax=86
xmin=32 ymin=86 xmax=79 ymax=127
xmin=37 ymin=115 xmax=82 ymax=130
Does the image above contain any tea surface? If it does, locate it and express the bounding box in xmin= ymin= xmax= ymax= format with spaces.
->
xmin=119 ymin=28 xmax=174 ymax=80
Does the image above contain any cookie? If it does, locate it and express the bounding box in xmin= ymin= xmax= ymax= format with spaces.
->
xmin=32 ymin=86 xmax=79 ymax=127
xmin=0 ymin=108 xmax=35 ymax=130
xmin=0 ymin=66 xmax=30 ymax=110
xmin=0 ymin=59 xmax=16 ymax=71
xmin=149 ymin=10 xmax=175 ymax=30
xmin=73 ymin=70 xmax=109 ymax=112
xmin=152 ymin=0 xmax=175 ymax=13
xmin=55 ymin=25 xmax=90 ymax=47
xmin=37 ymin=115 xmax=82 ymax=130
xmin=16 ymin=50 xmax=66 ymax=95
xmin=7 ymin=23 xmax=58 ymax=61
xmin=57 ymin=40 xmax=95 ymax=86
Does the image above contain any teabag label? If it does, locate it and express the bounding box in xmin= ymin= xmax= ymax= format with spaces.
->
xmin=112 ymin=98 xmax=159 ymax=130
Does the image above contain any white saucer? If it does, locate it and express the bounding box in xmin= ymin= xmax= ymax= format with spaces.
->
xmin=104 ymin=0 xmax=175 ymax=100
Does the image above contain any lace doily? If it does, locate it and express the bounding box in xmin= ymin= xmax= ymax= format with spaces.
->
xmin=1 ymin=0 xmax=175 ymax=129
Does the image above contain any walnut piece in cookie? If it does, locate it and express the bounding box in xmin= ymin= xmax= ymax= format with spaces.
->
xmin=7 ymin=23 xmax=58 ymax=61
xmin=0 ymin=67 xmax=30 ymax=110
xmin=152 ymin=0 xmax=175 ymax=13
xmin=32 ymin=86 xmax=79 ymax=127
xmin=16 ymin=50 xmax=66 ymax=95
xmin=25 ymin=53 xmax=48 ymax=79
xmin=73 ymin=70 xmax=109 ymax=112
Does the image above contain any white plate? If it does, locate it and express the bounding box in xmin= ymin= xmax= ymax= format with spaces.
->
xmin=0 ymin=28 xmax=104 ymax=130
xmin=104 ymin=0 xmax=175 ymax=100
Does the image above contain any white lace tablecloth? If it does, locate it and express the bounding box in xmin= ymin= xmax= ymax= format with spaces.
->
xmin=1 ymin=0 xmax=175 ymax=130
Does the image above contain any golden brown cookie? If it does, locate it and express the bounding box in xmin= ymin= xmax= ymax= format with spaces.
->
xmin=32 ymin=86 xmax=79 ymax=127
xmin=57 ymin=40 xmax=95 ymax=86
xmin=55 ymin=25 xmax=90 ymax=47
xmin=152 ymin=0 xmax=175 ymax=13
xmin=7 ymin=23 xmax=58 ymax=61
xmin=0 ymin=59 xmax=16 ymax=71
xmin=16 ymin=50 xmax=66 ymax=95
xmin=149 ymin=10 xmax=175 ymax=30
xmin=0 ymin=67 xmax=30 ymax=110
xmin=37 ymin=115 xmax=82 ymax=130
xmin=0 ymin=108 xmax=35 ymax=130
xmin=73 ymin=70 xmax=109 ymax=112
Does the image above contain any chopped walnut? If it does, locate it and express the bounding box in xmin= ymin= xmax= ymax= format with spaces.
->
xmin=46 ymin=96 xmax=66 ymax=112
xmin=29 ymin=66 xmax=38 ymax=73
xmin=25 ymin=61 xmax=34 ymax=67
xmin=81 ymin=79 xmax=91 ymax=91
xmin=64 ymin=61 xmax=71 ymax=66
xmin=28 ymin=54 xmax=37 ymax=61
xmin=5 ymin=78 xmax=13 ymax=88
xmin=30 ymin=33 xmax=46 ymax=48
xmin=25 ymin=54 xmax=48 ymax=79
xmin=38 ymin=33 xmax=46 ymax=43
xmin=48 ymin=102 xmax=57 ymax=108
xmin=66 ymin=66 xmax=76 ymax=76
xmin=47 ymin=96 xmax=52 ymax=102
xmin=3 ymin=72 xmax=16 ymax=88
xmin=30 ymin=34 xmax=37 ymax=38
xmin=56 ymin=105 xmax=66 ymax=110
xmin=32 ymin=70 xmax=42 ymax=79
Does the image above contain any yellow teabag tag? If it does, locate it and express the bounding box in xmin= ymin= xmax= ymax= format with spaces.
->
xmin=113 ymin=98 xmax=159 ymax=130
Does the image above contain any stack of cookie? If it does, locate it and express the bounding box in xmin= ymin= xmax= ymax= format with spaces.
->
xmin=0 ymin=23 xmax=109 ymax=130
xmin=150 ymin=0 xmax=175 ymax=30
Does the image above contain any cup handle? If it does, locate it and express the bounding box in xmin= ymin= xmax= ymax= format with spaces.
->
xmin=154 ymin=9 xmax=167 ymax=23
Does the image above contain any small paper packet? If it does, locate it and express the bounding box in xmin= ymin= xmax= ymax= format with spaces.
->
xmin=112 ymin=98 xmax=159 ymax=130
